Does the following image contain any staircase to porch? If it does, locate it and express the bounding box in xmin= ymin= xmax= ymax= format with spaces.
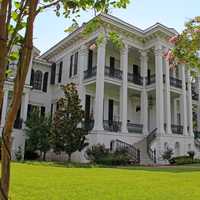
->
xmin=114 ymin=139 xmax=140 ymax=164
xmin=134 ymin=128 xmax=157 ymax=165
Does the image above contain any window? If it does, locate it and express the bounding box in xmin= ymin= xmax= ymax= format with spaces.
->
xmin=69 ymin=55 xmax=73 ymax=78
xmin=74 ymin=52 xmax=78 ymax=75
xmin=42 ymin=72 xmax=49 ymax=92
xmin=50 ymin=63 xmax=56 ymax=84
xmin=30 ymin=69 xmax=34 ymax=86
xmin=58 ymin=61 xmax=63 ymax=83
xmin=33 ymin=70 xmax=43 ymax=90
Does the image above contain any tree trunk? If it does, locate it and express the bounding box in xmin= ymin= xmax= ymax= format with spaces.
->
xmin=0 ymin=1 xmax=38 ymax=199
xmin=42 ymin=152 xmax=46 ymax=161
xmin=68 ymin=153 xmax=72 ymax=163
xmin=0 ymin=0 xmax=9 ymax=115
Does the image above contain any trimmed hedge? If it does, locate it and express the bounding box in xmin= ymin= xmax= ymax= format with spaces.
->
xmin=169 ymin=155 xmax=200 ymax=165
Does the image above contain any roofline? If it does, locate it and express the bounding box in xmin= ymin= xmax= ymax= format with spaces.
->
xmin=40 ymin=13 xmax=178 ymax=59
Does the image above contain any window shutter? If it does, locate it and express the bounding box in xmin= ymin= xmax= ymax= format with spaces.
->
xmin=58 ymin=61 xmax=63 ymax=83
xmin=69 ymin=55 xmax=73 ymax=78
xmin=74 ymin=52 xmax=78 ymax=75
xmin=41 ymin=106 xmax=46 ymax=117
xmin=30 ymin=69 xmax=34 ymax=86
xmin=42 ymin=72 xmax=49 ymax=92
xmin=50 ymin=63 xmax=56 ymax=84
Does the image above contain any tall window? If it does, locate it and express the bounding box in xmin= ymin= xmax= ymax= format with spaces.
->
xmin=69 ymin=55 xmax=73 ymax=78
xmin=42 ymin=72 xmax=49 ymax=92
xmin=74 ymin=52 xmax=78 ymax=75
xmin=58 ymin=61 xmax=63 ymax=83
xmin=33 ymin=70 xmax=43 ymax=90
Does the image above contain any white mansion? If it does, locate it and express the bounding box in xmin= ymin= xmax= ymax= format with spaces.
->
xmin=1 ymin=14 xmax=200 ymax=164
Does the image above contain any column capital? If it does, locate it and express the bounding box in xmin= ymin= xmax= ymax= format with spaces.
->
xmin=140 ymin=50 xmax=148 ymax=58
xmin=120 ymin=43 xmax=128 ymax=55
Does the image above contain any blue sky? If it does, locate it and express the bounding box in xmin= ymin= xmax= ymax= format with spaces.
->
xmin=34 ymin=0 xmax=200 ymax=53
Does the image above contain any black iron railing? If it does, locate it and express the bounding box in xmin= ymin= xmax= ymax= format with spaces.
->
xmin=128 ymin=73 xmax=143 ymax=85
xmin=104 ymin=66 xmax=122 ymax=80
xmin=146 ymin=128 xmax=157 ymax=163
xmin=103 ymin=120 xmax=121 ymax=132
xmin=146 ymin=74 xmax=156 ymax=85
xmin=170 ymin=77 xmax=182 ymax=88
xmin=171 ymin=124 xmax=183 ymax=135
xmin=115 ymin=139 xmax=140 ymax=163
xmin=84 ymin=66 xmax=97 ymax=79
xmin=14 ymin=118 xmax=23 ymax=129
xmin=127 ymin=123 xmax=143 ymax=134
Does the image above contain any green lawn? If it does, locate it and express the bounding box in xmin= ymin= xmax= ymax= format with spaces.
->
xmin=8 ymin=162 xmax=200 ymax=200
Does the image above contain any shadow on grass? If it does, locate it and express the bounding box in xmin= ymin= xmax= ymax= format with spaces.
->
xmin=13 ymin=161 xmax=200 ymax=173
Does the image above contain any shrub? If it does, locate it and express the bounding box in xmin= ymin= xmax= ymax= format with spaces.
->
xmin=162 ymin=147 xmax=173 ymax=162
xmin=169 ymin=156 xmax=194 ymax=165
xmin=24 ymin=150 xmax=40 ymax=160
xmin=187 ymin=151 xmax=195 ymax=160
xmin=86 ymin=144 xmax=132 ymax=166
xmin=86 ymin=144 xmax=109 ymax=163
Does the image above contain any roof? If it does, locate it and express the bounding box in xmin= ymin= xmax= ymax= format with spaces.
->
xmin=40 ymin=13 xmax=178 ymax=60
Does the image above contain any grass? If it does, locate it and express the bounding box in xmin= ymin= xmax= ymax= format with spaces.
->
xmin=7 ymin=162 xmax=200 ymax=200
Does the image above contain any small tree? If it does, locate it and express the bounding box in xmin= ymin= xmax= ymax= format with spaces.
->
xmin=51 ymin=83 xmax=89 ymax=162
xmin=25 ymin=110 xmax=51 ymax=161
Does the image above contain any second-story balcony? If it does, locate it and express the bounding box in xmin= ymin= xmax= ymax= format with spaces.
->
xmin=169 ymin=77 xmax=182 ymax=89
xmin=146 ymin=74 xmax=156 ymax=85
xmin=128 ymin=73 xmax=143 ymax=85
xmin=163 ymin=75 xmax=182 ymax=89
xmin=104 ymin=66 xmax=123 ymax=80
xmin=84 ymin=66 xmax=97 ymax=79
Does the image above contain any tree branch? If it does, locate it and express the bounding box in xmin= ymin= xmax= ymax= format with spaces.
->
xmin=36 ymin=0 xmax=60 ymax=15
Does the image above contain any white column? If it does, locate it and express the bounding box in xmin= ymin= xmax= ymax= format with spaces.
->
xmin=197 ymin=76 xmax=200 ymax=131
xmin=0 ymin=90 xmax=8 ymax=127
xmin=78 ymin=45 xmax=88 ymax=109
xmin=180 ymin=64 xmax=188 ymax=135
xmin=187 ymin=70 xmax=193 ymax=135
xmin=155 ymin=43 xmax=165 ymax=135
xmin=165 ymin=60 xmax=172 ymax=134
xmin=120 ymin=44 xmax=128 ymax=133
xmin=21 ymin=92 xmax=29 ymax=128
xmin=140 ymin=51 xmax=148 ymax=135
xmin=93 ymin=40 xmax=106 ymax=131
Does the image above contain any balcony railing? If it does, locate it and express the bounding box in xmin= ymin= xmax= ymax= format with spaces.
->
xmin=13 ymin=118 xmax=23 ymax=129
xmin=146 ymin=74 xmax=155 ymax=85
xmin=104 ymin=66 xmax=122 ymax=80
xmin=170 ymin=77 xmax=182 ymax=88
xmin=127 ymin=123 xmax=143 ymax=134
xmin=103 ymin=120 xmax=121 ymax=132
xmin=171 ymin=124 xmax=183 ymax=135
xmin=128 ymin=73 xmax=143 ymax=85
xmin=84 ymin=66 xmax=97 ymax=79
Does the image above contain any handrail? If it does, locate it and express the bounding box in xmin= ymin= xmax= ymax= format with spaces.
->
xmin=115 ymin=139 xmax=140 ymax=163
xmin=146 ymin=128 xmax=157 ymax=163
xmin=127 ymin=123 xmax=143 ymax=133
xmin=105 ymin=66 xmax=123 ymax=80
xmin=84 ymin=66 xmax=97 ymax=79
xmin=128 ymin=73 xmax=143 ymax=85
